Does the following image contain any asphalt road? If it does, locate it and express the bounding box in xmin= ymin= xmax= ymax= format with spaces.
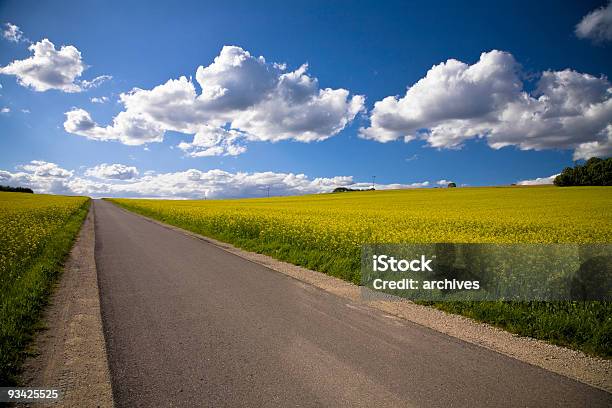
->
xmin=94 ymin=200 xmax=611 ymax=407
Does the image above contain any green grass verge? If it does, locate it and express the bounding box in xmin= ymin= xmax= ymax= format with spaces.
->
xmin=0 ymin=200 xmax=90 ymax=385
xmin=109 ymin=199 xmax=611 ymax=358
xmin=425 ymin=301 xmax=611 ymax=357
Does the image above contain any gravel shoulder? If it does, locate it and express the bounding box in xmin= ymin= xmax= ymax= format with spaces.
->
xmin=19 ymin=205 xmax=114 ymax=407
xmin=123 ymin=204 xmax=611 ymax=394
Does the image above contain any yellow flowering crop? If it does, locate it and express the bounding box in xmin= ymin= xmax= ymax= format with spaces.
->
xmin=0 ymin=192 xmax=89 ymax=281
xmin=113 ymin=185 xmax=611 ymax=243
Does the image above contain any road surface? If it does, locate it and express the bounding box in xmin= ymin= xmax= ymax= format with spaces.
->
xmin=94 ymin=200 xmax=611 ymax=407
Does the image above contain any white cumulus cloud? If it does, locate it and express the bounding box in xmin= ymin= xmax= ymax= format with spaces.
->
xmin=0 ymin=38 xmax=110 ymax=92
xmin=64 ymin=107 xmax=165 ymax=145
xmin=64 ymin=45 xmax=365 ymax=154
xmin=18 ymin=160 xmax=73 ymax=178
xmin=0 ymin=161 xmax=75 ymax=194
xmin=572 ymin=124 xmax=612 ymax=159
xmin=576 ymin=1 xmax=612 ymax=43
xmin=350 ymin=181 xmax=430 ymax=190
xmin=81 ymin=75 xmax=112 ymax=89
xmin=2 ymin=23 xmax=29 ymax=43
xmin=85 ymin=163 xmax=139 ymax=180
xmin=177 ymin=125 xmax=247 ymax=157
xmin=517 ymin=174 xmax=559 ymax=186
xmin=90 ymin=96 xmax=109 ymax=104
xmin=0 ymin=161 xmax=431 ymax=198
xmin=360 ymin=50 xmax=612 ymax=160
xmin=436 ymin=179 xmax=453 ymax=186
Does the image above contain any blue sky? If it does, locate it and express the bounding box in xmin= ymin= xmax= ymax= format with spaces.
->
xmin=0 ymin=0 xmax=611 ymax=198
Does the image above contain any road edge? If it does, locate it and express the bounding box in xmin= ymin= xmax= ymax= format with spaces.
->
xmin=109 ymin=201 xmax=611 ymax=394
xmin=19 ymin=204 xmax=114 ymax=407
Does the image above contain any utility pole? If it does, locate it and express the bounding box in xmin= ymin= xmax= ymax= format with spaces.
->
xmin=372 ymin=175 xmax=376 ymax=190
xmin=266 ymin=186 xmax=270 ymax=198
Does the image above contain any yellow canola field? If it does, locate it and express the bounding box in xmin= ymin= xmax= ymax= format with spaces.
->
xmin=0 ymin=192 xmax=89 ymax=281
xmin=113 ymin=185 xmax=612 ymax=245
xmin=112 ymin=186 xmax=611 ymax=283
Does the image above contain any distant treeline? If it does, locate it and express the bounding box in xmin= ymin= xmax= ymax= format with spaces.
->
xmin=332 ymin=187 xmax=375 ymax=193
xmin=0 ymin=185 xmax=34 ymax=193
xmin=554 ymin=157 xmax=611 ymax=186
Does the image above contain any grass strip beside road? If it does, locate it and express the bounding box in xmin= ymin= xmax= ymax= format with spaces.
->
xmin=0 ymin=195 xmax=90 ymax=385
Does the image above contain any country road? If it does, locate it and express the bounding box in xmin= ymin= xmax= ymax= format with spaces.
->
xmin=93 ymin=199 xmax=611 ymax=407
